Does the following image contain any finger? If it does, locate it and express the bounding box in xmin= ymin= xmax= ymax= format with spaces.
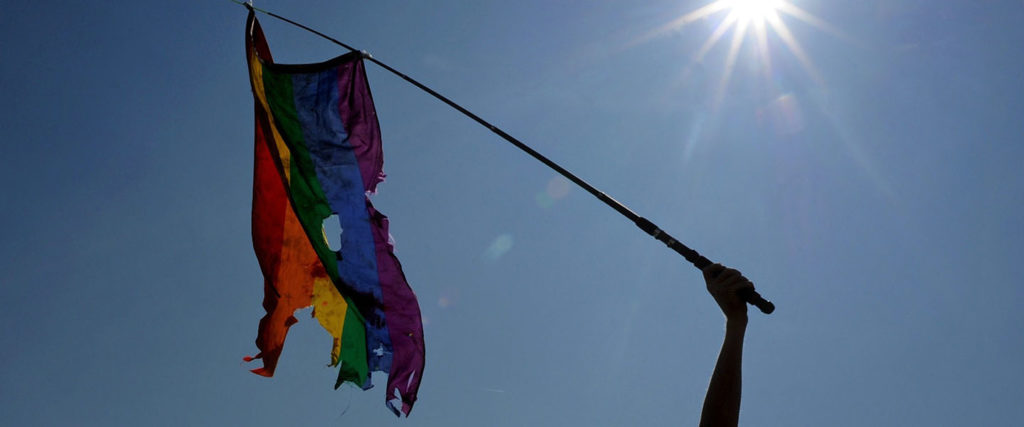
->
xmin=709 ymin=276 xmax=746 ymax=301
xmin=702 ymin=263 xmax=725 ymax=281
xmin=716 ymin=270 xmax=757 ymax=290
xmin=714 ymin=268 xmax=741 ymax=285
xmin=718 ymin=268 xmax=749 ymax=285
xmin=714 ymin=275 xmax=753 ymax=299
xmin=707 ymin=268 xmax=738 ymax=291
xmin=723 ymin=277 xmax=754 ymax=293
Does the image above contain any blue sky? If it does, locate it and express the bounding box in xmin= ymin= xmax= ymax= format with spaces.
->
xmin=2 ymin=0 xmax=1022 ymax=425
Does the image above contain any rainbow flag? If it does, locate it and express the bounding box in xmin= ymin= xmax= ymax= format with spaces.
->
xmin=243 ymin=11 xmax=424 ymax=416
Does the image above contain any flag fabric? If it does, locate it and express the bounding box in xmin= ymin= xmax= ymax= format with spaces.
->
xmin=243 ymin=11 xmax=425 ymax=416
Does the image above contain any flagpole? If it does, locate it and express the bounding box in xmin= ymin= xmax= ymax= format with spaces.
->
xmin=240 ymin=3 xmax=774 ymax=314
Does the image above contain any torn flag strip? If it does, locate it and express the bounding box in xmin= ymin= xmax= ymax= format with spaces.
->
xmin=244 ymin=11 xmax=425 ymax=416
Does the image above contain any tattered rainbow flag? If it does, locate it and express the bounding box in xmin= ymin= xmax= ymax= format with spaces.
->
xmin=243 ymin=10 xmax=424 ymax=416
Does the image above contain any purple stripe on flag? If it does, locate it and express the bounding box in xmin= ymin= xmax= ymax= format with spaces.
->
xmin=367 ymin=203 xmax=425 ymax=416
xmin=336 ymin=59 xmax=385 ymax=194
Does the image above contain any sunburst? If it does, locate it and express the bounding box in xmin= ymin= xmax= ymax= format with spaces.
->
xmin=644 ymin=0 xmax=841 ymax=108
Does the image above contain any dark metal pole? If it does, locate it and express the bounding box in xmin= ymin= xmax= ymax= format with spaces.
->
xmin=243 ymin=4 xmax=774 ymax=314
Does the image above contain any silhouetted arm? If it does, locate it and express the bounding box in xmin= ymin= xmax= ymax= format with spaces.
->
xmin=699 ymin=264 xmax=753 ymax=427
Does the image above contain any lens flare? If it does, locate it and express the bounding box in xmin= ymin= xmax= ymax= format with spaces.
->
xmin=535 ymin=176 xmax=572 ymax=208
xmin=482 ymin=233 xmax=515 ymax=261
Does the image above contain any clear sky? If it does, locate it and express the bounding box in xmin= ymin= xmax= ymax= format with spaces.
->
xmin=2 ymin=0 xmax=1023 ymax=425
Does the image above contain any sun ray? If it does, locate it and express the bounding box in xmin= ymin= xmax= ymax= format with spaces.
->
xmin=765 ymin=11 xmax=824 ymax=85
xmin=673 ymin=1 xmax=733 ymax=30
xmin=713 ymin=17 xmax=751 ymax=109
xmin=753 ymin=17 xmax=772 ymax=84
xmin=630 ymin=1 xmax=732 ymax=48
xmin=693 ymin=11 xmax=739 ymax=64
xmin=775 ymin=2 xmax=855 ymax=45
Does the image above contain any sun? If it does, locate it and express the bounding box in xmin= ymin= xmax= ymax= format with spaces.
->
xmin=725 ymin=0 xmax=782 ymax=24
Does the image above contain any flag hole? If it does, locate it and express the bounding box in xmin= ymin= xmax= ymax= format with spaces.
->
xmin=323 ymin=214 xmax=342 ymax=252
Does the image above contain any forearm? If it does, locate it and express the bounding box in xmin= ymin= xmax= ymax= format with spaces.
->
xmin=699 ymin=318 xmax=747 ymax=427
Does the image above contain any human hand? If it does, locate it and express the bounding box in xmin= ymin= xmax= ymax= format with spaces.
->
xmin=703 ymin=264 xmax=754 ymax=322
